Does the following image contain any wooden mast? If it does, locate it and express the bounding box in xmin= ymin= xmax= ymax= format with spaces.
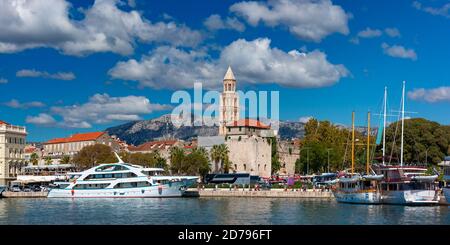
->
xmin=351 ymin=111 xmax=355 ymax=174
xmin=366 ymin=111 xmax=370 ymax=174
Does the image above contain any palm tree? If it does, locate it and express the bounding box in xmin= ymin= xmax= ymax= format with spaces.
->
xmin=60 ymin=155 xmax=71 ymax=164
xmin=210 ymin=144 xmax=229 ymax=173
xmin=170 ymin=147 xmax=185 ymax=174
xmin=44 ymin=156 xmax=52 ymax=165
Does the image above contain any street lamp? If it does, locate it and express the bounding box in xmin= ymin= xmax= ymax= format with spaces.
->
xmin=327 ymin=148 xmax=333 ymax=173
xmin=300 ymin=147 xmax=311 ymax=175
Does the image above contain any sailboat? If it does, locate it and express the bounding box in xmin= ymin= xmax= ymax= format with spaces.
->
xmin=372 ymin=81 xmax=440 ymax=205
xmin=333 ymin=111 xmax=383 ymax=204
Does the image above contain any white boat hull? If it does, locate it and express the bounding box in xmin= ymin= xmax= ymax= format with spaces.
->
xmin=333 ymin=191 xmax=382 ymax=204
xmin=48 ymin=182 xmax=187 ymax=198
xmin=381 ymin=190 xmax=439 ymax=205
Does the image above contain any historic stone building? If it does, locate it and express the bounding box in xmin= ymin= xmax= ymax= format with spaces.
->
xmin=43 ymin=132 xmax=120 ymax=164
xmin=225 ymin=119 xmax=273 ymax=178
xmin=219 ymin=66 xmax=240 ymax=135
xmin=0 ymin=120 xmax=27 ymax=185
xmin=277 ymin=140 xmax=300 ymax=176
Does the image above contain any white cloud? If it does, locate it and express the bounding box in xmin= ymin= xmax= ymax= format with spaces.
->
xmin=385 ymin=27 xmax=401 ymax=37
xmin=357 ymin=27 xmax=382 ymax=38
xmin=381 ymin=43 xmax=417 ymax=60
xmin=26 ymin=113 xmax=56 ymax=125
xmin=230 ymin=0 xmax=350 ymax=42
xmin=408 ymin=86 xmax=450 ymax=103
xmin=0 ymin=0 xmax=203 ymax=56
xmin=204 ymin=14 xmax=245 ymax=32
xmin=3 ymin=99 xmax=46 ymax=109
xmin=299 ymin=116 xmax=313 ymax=123
xmin=0 ymin=78 xmax=8 ymax=84
xmin=16 ymin=69 xmax=76 ymax=80
xmin=413 ymin=1 xmax=450 ymax=18
xmin=47 ymin=93 xmax=171 ymax=128
xmin=108 ymin=37 xmax=349 ymax=89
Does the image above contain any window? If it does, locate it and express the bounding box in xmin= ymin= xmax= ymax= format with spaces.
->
xmin=114 ymin=181 xmax=151 ymax=188
xmin=243 ymin=164 xmax=247 ymax=171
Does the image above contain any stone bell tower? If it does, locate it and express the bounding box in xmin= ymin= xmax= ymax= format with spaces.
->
xmin=219 ymin=66 xmax=240 ymax=135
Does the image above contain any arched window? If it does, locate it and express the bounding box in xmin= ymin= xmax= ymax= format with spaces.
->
xmin=243 ymin=164 xmax=247 ymax=171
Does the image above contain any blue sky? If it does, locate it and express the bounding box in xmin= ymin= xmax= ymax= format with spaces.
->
xmin=0 ymin=0 xmax=449 ymax=142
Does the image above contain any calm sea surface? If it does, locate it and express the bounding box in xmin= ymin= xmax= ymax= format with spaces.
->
xmin=0 ymin=197 xmax=449 ymax=225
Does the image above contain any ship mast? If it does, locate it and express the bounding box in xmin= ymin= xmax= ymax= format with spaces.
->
xmin=400 ymin=81 xmax=405 ymax=167
xmin=351 ymin=111 xmax=355 ymax=174
xmin=382 ymin=86 xmax=387 ymax=165
xmin=367 ymin=111 xmax=370 ymax=174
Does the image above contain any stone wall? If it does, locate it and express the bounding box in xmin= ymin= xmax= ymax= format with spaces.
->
xmin=277 ymin=140 xmax=299 ymax=176
xmin=225 ymin=135 xmax=271 ymax=177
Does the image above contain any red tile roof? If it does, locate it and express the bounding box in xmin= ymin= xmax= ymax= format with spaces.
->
xmin=129 ymin=140 xmax=178 ymax=151
xmin=227 ymin=119 xmax=270 ymax=129
xmin=46 ymin=132 xmax=105 ymax=144
xmin=24 ymin=146 xmax=37 ymax=153
xmin=0 ymin=120 xmax=9 ymax=125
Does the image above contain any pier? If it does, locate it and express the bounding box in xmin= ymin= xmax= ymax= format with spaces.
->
xmin=2 ymin=191 xmax=48 ymax=198
xmin=185 ymin=188 xmax=333 ymax=198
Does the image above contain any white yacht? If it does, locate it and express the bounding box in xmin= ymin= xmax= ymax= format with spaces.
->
xmin=374 ymin=165 xmax=439 ymax=205
xmin=440 ymin=158 xmax=450 ymax=204
xmin=48 ymin=158 xmax=198 ymax=198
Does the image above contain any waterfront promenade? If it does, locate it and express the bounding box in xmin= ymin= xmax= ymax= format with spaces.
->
xmin=186 ymin=188 xmax=333 ymax=198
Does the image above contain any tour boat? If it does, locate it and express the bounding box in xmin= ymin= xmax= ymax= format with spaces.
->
xmin=333 ymin=111 xmax=383 ymax=204
xmin=373 ymin=82 xmax=439 ymax=205
xmin=441 ymin=158 xmax=450 ymax=204
xmin=48 ymin=154 xmax=198 ymax=198
xmin=334 ymin=174 xmax=382 ymax=204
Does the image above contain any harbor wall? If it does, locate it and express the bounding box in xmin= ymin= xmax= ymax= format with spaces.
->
xmin=2 ymin=191 xmax=48 ymax=198
xmin=186 ymin=188 xmax=333 ymax=198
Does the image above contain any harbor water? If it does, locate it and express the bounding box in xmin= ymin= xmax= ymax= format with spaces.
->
xmin=1 ymin=197 xmax=450 ymax=225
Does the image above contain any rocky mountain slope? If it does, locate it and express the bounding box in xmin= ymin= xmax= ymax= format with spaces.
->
xmin=105 ymin=115 xmax=306 ymax=145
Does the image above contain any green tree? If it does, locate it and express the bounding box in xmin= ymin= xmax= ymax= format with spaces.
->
xmin=120 ymin=152 xmax=167 ymax=169
xmin=269 ymin=137 xmax=280 ymax=174
xmin=30 ymin=152 xmax=39 ymax=165
xmin=44 ymin=156 xmax=52 ymax=165
xmin=382 ymin=118 xmax=450 ymax=165
xmin=60 ymin=155 xmax=71 ymax=164
xmin=170 ymin=147 xmax=185 ymax=174
xmin=72 ymin=144 xmax=117 ymax=169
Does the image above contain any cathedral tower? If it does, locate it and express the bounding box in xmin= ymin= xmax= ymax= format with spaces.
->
xmin=219 ymin=66 xmax=240 ymax=135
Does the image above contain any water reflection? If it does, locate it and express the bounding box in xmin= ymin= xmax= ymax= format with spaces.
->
xmin=0 ymin=198 xmax=448 ymax=225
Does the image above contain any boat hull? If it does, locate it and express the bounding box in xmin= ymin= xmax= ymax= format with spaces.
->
xmin=48 ymin=182 xmax=187 ymax=198
xmin=0 ymin=186 xmax=5 ymax=197
xmin=333 ymin=191 xmax=382 ymax=204
xmin=443 ymin=187 xmax=450 ymax=204
xmin=381 ymin=190 xmax=439 ymax=205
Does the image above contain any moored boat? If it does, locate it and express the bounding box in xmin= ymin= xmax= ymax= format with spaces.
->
xmin=0 ymin=185 xmax=5 ymax=197
xmin=374 ymin=82 xmax=439 ymax=205
xmin=440 ymin=156 xmax=450 ymax=204
xmin=333 ymin=111 xmax=383 ymax=204
xmin=48 ymin=154 xmax=198 ymax=198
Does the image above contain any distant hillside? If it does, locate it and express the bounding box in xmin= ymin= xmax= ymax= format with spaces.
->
xmin=105 ymin=115 xmax=307 ymax=145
